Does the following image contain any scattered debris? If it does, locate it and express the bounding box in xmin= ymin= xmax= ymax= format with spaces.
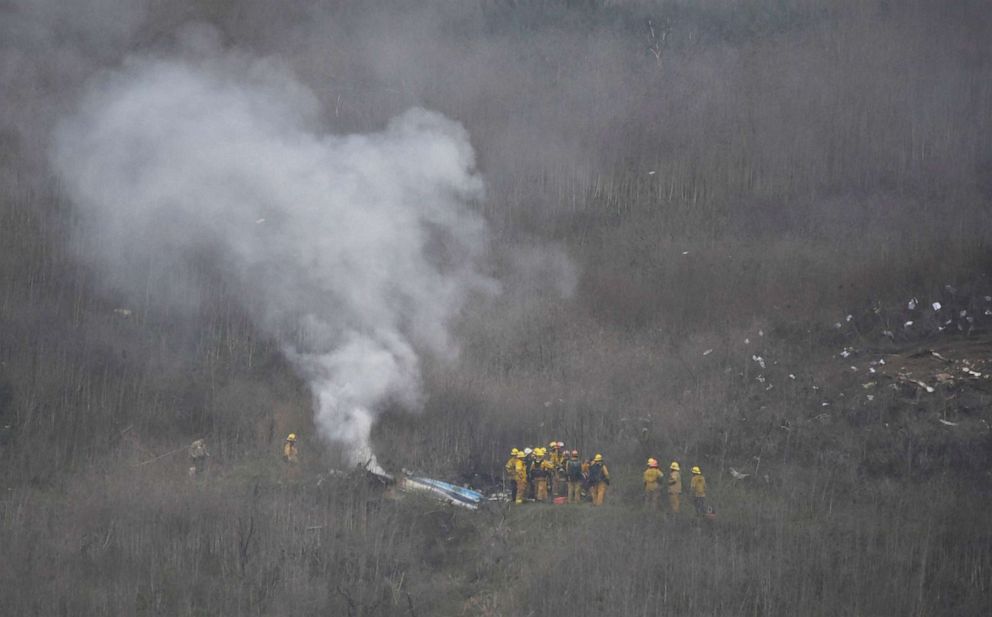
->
xmin=938 ymin=418 xmax=959 ymax=427
xmin=932 ymin=302 xmax=942 ymax=311
xmin=729 ymin=467 xmax=750 ymax=480
xmin=703 ymin=349 xmax=713 ymax=356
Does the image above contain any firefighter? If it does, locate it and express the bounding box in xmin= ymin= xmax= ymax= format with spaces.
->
xmin=283 ymin=433 xmax=299 ymax=464
xmin=690 ymin=466 xmax=707 ymax=516
xmin=513 ymin=451 xmax=528 ymax=504
xmin=549 ymin=441 xmax=564 ymax=496
xmin=523 ymin=447 xmax=534 ymax=498
xmin=505 ymin=448 xmax=520 ymax=501
xmin=188 ymin=438 xmax=209 ymax=478
xmin=668 ymin=461 xmax=682 ymax=513
xmin=643 ymin=457 xmax=662 ymax=510
xmin=531 ymin=447 xmax=550 ymax=502
xmin=588 ymin=453 xmax=610 ymax=506
xmin=565 ymin=449 xmax=584 ymax=504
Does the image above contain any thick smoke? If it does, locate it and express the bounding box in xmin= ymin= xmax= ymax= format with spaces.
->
xmin=51 ymin=40 xmax=496 ymax=468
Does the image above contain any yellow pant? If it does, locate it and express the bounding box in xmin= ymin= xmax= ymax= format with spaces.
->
xmin=669 ymin=493 xmax=681 ymax=513
xmin=515 ymin=475 xmax=528 ymax=503
xmin=567 ymin=481 xmax=582 ymax=503
xmin=535 ymin=478 xmax=549 ymax=502
xmin=592 ymin=482 xmax=608 ymax=506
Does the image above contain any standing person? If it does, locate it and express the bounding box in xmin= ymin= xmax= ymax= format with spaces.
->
xmin=513 ymin=451 xmax=528 ymax=504
xmin=643 ymin=458 xmax=662 ymax=510
xmin=549 ymin=441 xmax=564 ymax=496
xmin=690 ymin=466 xmax=707 ymax=516
xmin=283 ymin=434 xmax=299 ymax=464
xmin=188 ymin=438 xmax=209 ymax=478
xmin=588 ymin=454 xmax=610 ymax=506
xmin=532 ymin=448 xmax=551 ymax=502
xmin=668 ymin=461 xmax=682 ymax=513
xmin=505 ymin=448 xmax=520 ymax=502
xmin=566 ymin=450 xmax=584 ymax=504
xmin=523 ymin=447 xmax=535 ymax=499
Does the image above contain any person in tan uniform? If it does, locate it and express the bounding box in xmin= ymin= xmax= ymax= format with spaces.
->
xmin=505 ymin=448 xmax=520 ymax=502
xmin=588 ymin=454 xmax=610 ymax=505
xmin=532 ymin=448 xmax=554 ymax=502
xmin=565 ymin=450 xmax=584 ymax=503
xmin=643 ymin=458 xmax=662 ymax=510
xmin=668 ymin=461 xmax=682 ymax=513
xmin=283 ymin=433 xmax=299 ymax=464
xmin=513 ymin=451 xmax=528 ymax=504
xmin=690 ymin=466 xmax=707 ymax=516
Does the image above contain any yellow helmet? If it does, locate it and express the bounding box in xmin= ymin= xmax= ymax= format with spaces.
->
xmin=517 ymin=451 xmax=526 ymax=459
xmin=593 ymin=453 xmax=603 ymax=462
xmin=535 ymin=447 xmax=546 ymax=457
xmin=691 ymin=466 xmax=701 ymax=474
xmin=549 ymin=440 xmax=558 ymax=448
xmin=670 ymin=461 xmax=680 ymax=471
xmin=647 ymin=458 xmax=658 ymax=467
xmin=511 ymin=448 xmax=519 ymax=456
xmin=286 ymin=433 xmax=297 ymax=442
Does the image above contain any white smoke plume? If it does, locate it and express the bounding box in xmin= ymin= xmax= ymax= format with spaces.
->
xmin=51 ymin=37 xmax=496 ymax=468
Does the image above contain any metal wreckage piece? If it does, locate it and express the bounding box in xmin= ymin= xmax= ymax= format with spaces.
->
xmin=367 ymin=467 xmax=487 ymax=510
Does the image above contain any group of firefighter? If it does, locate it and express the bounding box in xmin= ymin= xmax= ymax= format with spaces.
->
xmin=504 ymin=441 xmax=709 ymax=515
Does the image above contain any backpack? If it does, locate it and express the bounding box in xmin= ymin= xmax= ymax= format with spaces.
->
xmin=566 ymin=459 xmax=583 ymax=481
xmin=588 ymin=462 xmax=603 ymax=483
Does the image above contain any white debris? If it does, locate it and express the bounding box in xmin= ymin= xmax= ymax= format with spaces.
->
xmin=702 ymin=349 xmax=713 ymax=356
xmin=255 ymin=218 xmax=266 ymax=224
xmin=729 ymin=468 xmax=750 ymax=480
xmin=648 ymin=170 xmax=656 ymax=175
xmin=752 ymin=355 xmax=765 ymax=369
xmin=882 ymin=330 xmax=894 ymax=339
xmin=788 ymin=374 xmax=796 ymax=380
xmin=840 ymin=349 xmax=851 ymax=358
xmin=682 ymin=251 xmax=689 ymax=255
xmin=765 ymin=384 xmax=774 ymax=391
xmin=833 ymin=322 xmax=842 ymax=329
xmin=821 ymin=402 xmax=829 ymax=407
xmin=758 ymin=329 xmax=764 ymax=337
xmin=931 ymin=302 xmax=941 ymax=311
xmin=745 ymin=338 xmax=750 ymax=344
xmin=866 ymin=395 xmax=874 ymax=401
xmin=846 ymin=314 xmax=853 ymax=322
xmin=878 ymin=358 xmax=886 ymax=365
xmin=960 ymin=310 xmax=968 ymax=317
xmin=904 ymin=321 xmax=914 ymax=328
xmin=850 ymin=366 xmax=858 ymax=371
xmin=962 ymin=368 xmax=983 ymax=378
xmin=869 ymin=367 xmax=876 ymax=374
xmin=908 ymin=298 xmax=918 ymax=310
xmin=938 ymin=418 xmax=959 ymax=427
xmin=756 ymin=375 xmax=766 ymax=383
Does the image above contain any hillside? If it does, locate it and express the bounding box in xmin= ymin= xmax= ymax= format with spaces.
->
xmin=2 ymin=1 xmax=992 ymax=615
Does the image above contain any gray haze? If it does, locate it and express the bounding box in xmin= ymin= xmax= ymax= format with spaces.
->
xmin=51 ymin=31 xmax=497 ymax=465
